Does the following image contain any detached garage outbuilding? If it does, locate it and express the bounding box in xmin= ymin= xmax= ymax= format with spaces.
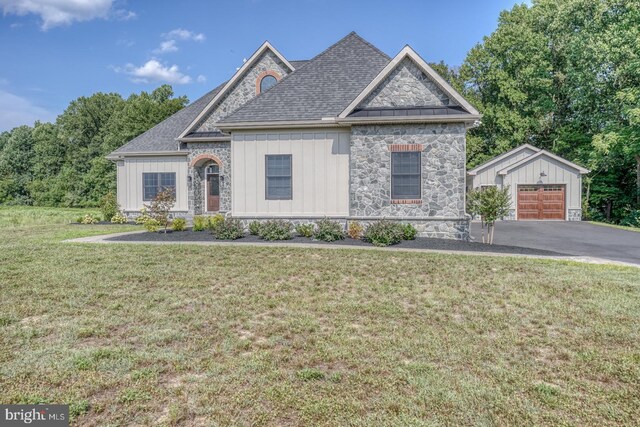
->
xmin=467 ymin=144 xmax=590 ymax=221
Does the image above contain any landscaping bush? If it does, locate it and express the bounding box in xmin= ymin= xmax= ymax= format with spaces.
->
xmin=192 ymin=215 xmax=207 ymax=232
xmin=363 ymin=220 xmax=405 ymax=247
xmin=313 ymin=218 xmax=345 ymax=242
xmin=207 ymin=213 xmax=225 ymax=231
xmin=210 ymin=217 xmax=244 ymax=240
xmin=80 ymin=214 xmax=99 ymax=224
xmin=258 ymin=219 xmax=293 ymax=240
xmin=110 ymin=213 xmax=128 ymax=224
xmin=347 ymin=221 xmax=363 ymax=239
xmin=401 ymin=223 xmax=418 ymax=240
xmin=619 ymin=209 xmax=640 ymax=228
xmin=295 ymin=223 xmax=315 ymax=238
xmin=171 ymin=218 xmax=187 ymax=231
xmin=100 ymin=192 xmax=120 ymax=223
xmin=145 ymin=189 xmax=175 ymax=233
xmin=248 ymin=220 xmax=262 ymax=235
xmin=135 ymin=207 xmax=151 ymax=225
xmin=144 ymin=218 xmax=160 ymax=232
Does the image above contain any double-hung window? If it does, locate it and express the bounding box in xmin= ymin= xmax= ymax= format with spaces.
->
xmin=143 ymin=172 xmax=176 ymax=201
xmin=265 ymin=155 xmax=292 ymax=200
xmin=391 ymin=152 xmax=421 ymax=200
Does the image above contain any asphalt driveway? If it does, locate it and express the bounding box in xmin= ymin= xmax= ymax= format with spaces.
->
xmin=470 ymin=221 xmax=640 ymax=265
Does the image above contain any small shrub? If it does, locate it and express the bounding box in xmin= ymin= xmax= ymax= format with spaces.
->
xmin=80 ymin=214 xmax=98 ymax=224
xmin=296 ymin=368 xmax=325 ymax=381
xmin=347 ymin=221 xmax=364 ymax=239
xmin=313 ymin=218 xmax=345 ymax=242
xmin=100 ymin=191 xmax=119 ymax=222
xmin=171 ymin=218 xmax=187 ymax=231
xmin=248 ymin=220 xmax=262 ymax=235
xmin=401 ymin=223 xmax=418 ymax=240
xmin=146 ymin=189 xmax=175 ymax=233
xmin=192 ymin=215 xmax=207 ymax=232
xmin=144 ymin=218 xmax=160 ymax=232
xmin=258 ymin=219 xmax=293 ymax=240
xmin=135 ymin=207 xmax=151 ymax=225
xmin=295 ymin=223 xmax=315 ymax=238
xmin=210 ymin=217 xmax=244 ymax=240
xmin=363 ymin=220 xmax=404 ymax=247
xmin=620 ymin=209 xmax=640 ymax=228
xmin=208 ymin=213 xmax=225 ymax=229
xmin=110 ymin=213 xmax=128 ymax=224
xmin=75 ymin=216 xmax=83 ymax=223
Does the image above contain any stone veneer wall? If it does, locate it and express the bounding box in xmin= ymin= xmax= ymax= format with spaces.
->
xmin=568 ymin=209 xmax=582 ymax=221
xmin=350 ymin=123 xmax=469 ymax=240
xmin=186 ymin=142 xmax=231 ymax=215
xmin=194 ymin=51 xmax=291 ymax=132
xmin=358 ymin=58 xmax=452 ymax=109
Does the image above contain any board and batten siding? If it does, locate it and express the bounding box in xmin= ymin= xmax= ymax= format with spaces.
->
xmin=471 ymin=147 xmax=538 ymax=187
xmin=117 ymin=156 xmax=189 ymax=212
xmin=231 ymin=130 xmax=350 ymax=217
xmin=502 ymin=156 xmax=582 ymax=209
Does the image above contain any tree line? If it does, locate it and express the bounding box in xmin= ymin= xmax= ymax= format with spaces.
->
xmin=0 ymin=0 xmax=638 ymax=225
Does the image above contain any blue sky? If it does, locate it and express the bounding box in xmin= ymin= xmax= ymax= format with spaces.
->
xmin=0 ymin=0 xmax=528 ymax=131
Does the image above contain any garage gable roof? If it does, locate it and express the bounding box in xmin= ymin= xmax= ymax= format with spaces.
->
xmin=498 ymin=150 xmax=590 ymax=175
xmin=467 ymin=144 xmax=541 ymax=176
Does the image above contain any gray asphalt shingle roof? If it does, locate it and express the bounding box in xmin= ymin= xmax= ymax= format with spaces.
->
xmin=110 ymin=32 xmax=391 ymax=156
xmin=219 ymin=32 xmax=390 ymax=124
xmin=108 ymin=82 xmax=226 ymax=155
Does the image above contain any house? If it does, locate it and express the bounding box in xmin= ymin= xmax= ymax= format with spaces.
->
xmin=107 ymin=32 xmax=481 ymax=240
xmin=467 ymin=144 xmax=590 ymax=220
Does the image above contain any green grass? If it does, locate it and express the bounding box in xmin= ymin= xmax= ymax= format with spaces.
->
xmin=0 ymin=205 xmax=99 ymax=227
xmin=589 ymin=221 xmax=640 ymax=233
xmin=1 ymin=207 xmax=639 ymax=425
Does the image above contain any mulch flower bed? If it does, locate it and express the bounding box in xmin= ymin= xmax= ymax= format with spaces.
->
xmin=105 ymin=229 xmax=564 ymax=256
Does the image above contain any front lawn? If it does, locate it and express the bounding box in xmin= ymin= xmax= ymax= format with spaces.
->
xmin=0 ymin=208 xmax=638 ymax=425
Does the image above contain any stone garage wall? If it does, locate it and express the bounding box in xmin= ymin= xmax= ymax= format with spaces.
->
xmin=186 ymin=142 xmax=231 ymax=215
xmin=349 ymin=123 xmax=469 ymax=239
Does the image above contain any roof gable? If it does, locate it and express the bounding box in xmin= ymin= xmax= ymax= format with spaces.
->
xmin=178 ymin=41 xmax=294 ymax=139
xmin=467 ymin=144 xmax=541 ymax=176
xmin=498 ymin=150 xmax=590 ymax=175
xmin=218 ymin=32 xmax=390 ymax=124
xmin=357 ymin=57 xmax=452 ymax=109
xmin=339 ymin=46 xmax=480 ymax=119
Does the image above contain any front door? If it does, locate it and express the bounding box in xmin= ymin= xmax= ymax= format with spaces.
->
xmin=206 ymin=171 xmax=220 ymax=212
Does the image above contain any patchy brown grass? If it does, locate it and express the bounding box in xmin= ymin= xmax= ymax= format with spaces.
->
xmin=0 ymin=209 xmax=639 ymax=425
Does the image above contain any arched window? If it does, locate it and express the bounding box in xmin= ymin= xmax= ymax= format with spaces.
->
xmin=259 ymin=75 xmax=277 ymax=93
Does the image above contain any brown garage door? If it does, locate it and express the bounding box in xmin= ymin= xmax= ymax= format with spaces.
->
xmin=517 ymin=185 xmax=565 ymax=220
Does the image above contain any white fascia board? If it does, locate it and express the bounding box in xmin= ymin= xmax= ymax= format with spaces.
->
xmin=467 ymin=144 xmax=541 ymax=176
xmin=105 ymin=151 xmax=188 ymax=160
xmin=176 ymin=41 xmax=295 ymax=140
xmin=339 ymin=45 xmax=481 ymax=119
xmin=497 ymin=150 xmax=590 ymax=175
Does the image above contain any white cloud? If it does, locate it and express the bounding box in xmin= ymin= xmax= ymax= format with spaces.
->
xmin=0 ymin=0 xmax=135 ymax=30
xmin=153 ymin=28 xmax=205 ymax=55
xmin=153 ymin=40 xmax=178 ymax=54
xmin=114 ymin=60 xmax=193 ymax=85
xmin=196 ymin=75 xmax=206 ymax=83
xmin=164 ymin=28 xmax=205 ymax=42
xmin=0 ymin=90 xmax=56 ymax=131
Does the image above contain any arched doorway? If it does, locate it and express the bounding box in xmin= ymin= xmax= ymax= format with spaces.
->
xmin=205 ymin=163 xmax=220 ymax=212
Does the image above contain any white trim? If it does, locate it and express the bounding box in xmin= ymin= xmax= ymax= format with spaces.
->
xmin=337 ymin=114 xmax=480 ymax=125
xmin=467 ymin=144 xmax=541 ymax=176
xmin=106 ymin=151 xmax=188 ymax=160
xmin=338 ymin=45 xmax=480 ymax=119
xmin=177 ymin=41 xmax=295 ymax=140
xmin=177 ymin=136 xmax=231 ymax=142
xmin=498 ymin=150 xmax=590 ymax=175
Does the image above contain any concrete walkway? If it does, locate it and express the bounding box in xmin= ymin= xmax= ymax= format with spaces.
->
xmin=64 ymin=231 xmax=638 ymax=269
